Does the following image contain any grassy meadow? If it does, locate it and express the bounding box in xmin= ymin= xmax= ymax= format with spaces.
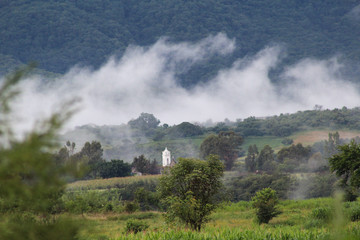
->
xmin=63 ymin=176 xmax=360 ymax=240
xmin=73 ymin=197 xmax=360 ymax=240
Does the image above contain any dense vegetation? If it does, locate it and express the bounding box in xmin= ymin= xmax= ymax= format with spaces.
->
xmin=1 ymin=0 xmax=360 ymax=86
xmin=61 ymin=107 xmax=360 ymax=163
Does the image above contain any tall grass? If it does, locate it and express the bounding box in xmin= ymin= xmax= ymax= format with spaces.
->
xmin=114 ymin=228 xmax=333 ymax=240
xmin=74 ymin=198 xmax=360 ymax=240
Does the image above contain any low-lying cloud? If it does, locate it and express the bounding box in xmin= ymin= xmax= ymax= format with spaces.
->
xmin=6 ymin=33 xmax=360 ymax=132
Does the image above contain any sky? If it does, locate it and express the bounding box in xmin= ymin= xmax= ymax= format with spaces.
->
xmin=6 ymin=33 xmax=360 ymax=133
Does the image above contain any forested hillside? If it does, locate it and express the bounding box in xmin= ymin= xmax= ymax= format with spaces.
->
xmin=61 ymin=107 xmax=360 ymax=162
xmin=1 ymin=0 xmax=360 ymax=86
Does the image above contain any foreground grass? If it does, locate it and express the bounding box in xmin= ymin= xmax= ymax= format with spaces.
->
xmin=75 ymin=198 xmax=360 ymax=240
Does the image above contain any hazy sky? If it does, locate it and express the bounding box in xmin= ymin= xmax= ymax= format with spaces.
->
xmin=6 ymin=33 xmax=360 ymax=133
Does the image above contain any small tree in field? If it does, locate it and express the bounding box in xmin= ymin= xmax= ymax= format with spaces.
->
xmin=329 ymin=140 xmax=360 ymax=201
xmin=158 ymin=155 xmax=223 ymax=231
xmin=251 ymin=188 xmax=280 ymax=224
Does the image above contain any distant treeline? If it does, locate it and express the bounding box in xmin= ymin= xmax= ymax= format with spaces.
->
xmin=233 ymin=106 xmax=360 ymax=137
xmin=62 ymin=107 xmax=360 ymax=161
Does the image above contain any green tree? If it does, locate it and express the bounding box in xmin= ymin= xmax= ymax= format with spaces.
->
xmin=329 ymin=140 xmax=360 ymax=200
xmin=168 ymin=122 xmax=203 ymax=138
xmin=71 ymin=141 xmax=104 ymax=179
xmin=158 ymin=155 xmax=223 ymax=231
xmin=78 ymin=141 xmax=104 ymax=165
xmin=132 ymin=155 xmax=149 ymax=173
xmin=257 ymin=145 xmax=275 ymax=171
xmin=251 ymin=188 xmax=280 ymax=224
xmin=128 ymin=113 xmax=160 ymax=131
xmin=131 ymin=155 xmax=159 ymax=175
xmin=0 ymin=67 xmax=80 ymax=239
xmin=98 ymin=159 xmax=131 ymax=178
xmin=325 ymin=132 xmax=341 ymax=158
xmin=245 ymin=144 xmax=258 ymax=172
xmin=200 ymin=131 xmax=243 ymax=170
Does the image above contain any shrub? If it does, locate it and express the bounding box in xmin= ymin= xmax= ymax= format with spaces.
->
xmin=125 ymin=219 xmax=149 ymax=234
xmin=344 ymin=203 xmax=360 ymax=222
xmin=251 ymin=188 xmax=280 ymax=224
xmin=281 ymin=138 xmax=294 ymax=145
xmin=105 ymin=203 xmax=113 ymax=212
xmin=124 ymin=201 xmax=139 ymax=213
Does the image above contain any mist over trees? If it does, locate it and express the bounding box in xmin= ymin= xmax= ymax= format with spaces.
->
xmin=60 ymin=107 xmax=360 ymax=164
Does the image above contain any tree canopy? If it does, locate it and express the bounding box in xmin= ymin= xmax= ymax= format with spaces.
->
xmin=329 ymin=140 xmax=360 ymax=199
xmin=200 ymin=131 xmax=243 ymax=170
xmin=158 ymin=155 xmax=223 ymax=231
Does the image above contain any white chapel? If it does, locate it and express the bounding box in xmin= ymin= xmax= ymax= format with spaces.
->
xmin=162 ymin=147 xmax=171 ymax=167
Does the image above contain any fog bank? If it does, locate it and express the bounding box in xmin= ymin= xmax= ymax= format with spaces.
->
xmin=6 ymin=33 xmax=360 ymax=132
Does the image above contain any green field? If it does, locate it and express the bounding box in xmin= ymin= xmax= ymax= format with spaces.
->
xmin=73 ymin=197 xmax=360 ymax=240
xmin=67 ymin=175 xmax=160 ymax=191
xmin=243 ymin=129 xmax=360 ymax=154
xmin=63 ymin=176 xmax=360 ymax=240
xmin=242 ymin=136 xmax=286 ymax=153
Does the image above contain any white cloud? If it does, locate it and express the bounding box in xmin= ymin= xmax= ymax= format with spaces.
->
xmin=5 ymin=33 xmax=360 ymax=133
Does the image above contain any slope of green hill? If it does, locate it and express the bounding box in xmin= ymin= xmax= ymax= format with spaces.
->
xmin=1 ymin=0 xmax=360 ymax=86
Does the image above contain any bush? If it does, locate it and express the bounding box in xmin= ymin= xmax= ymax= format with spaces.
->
xmin=125 ymin=219 xmax=149 ymax=234
xmin=63 ymin=189 xmax=123 ymax=214
xmin=344 ymin=202 xmax=360 ymax=222
xmin=229 ymin=173 xmax=293 ymax=201
xmin=344 ymin=188 xmax=358 ymax=202
xmin=251 ymin=188 xmax=280 ymax=224
xmin=281 ymin=138 xmax=294 ymax=145
xmin=124 ymin=201 xmax=139 ymax=213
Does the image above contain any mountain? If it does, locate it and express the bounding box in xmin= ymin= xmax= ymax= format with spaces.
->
xmin=1 ymin=0 xmax=360 ymax=86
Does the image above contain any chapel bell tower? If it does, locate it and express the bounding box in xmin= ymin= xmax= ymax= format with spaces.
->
xmin=162 ymin=147 xmax=171 ymax=167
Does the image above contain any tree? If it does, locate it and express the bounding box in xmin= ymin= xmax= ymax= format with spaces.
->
xmin=128 ymin=113 xmax=160 ymax=131
xmin=98 ymin=159 xmax=131 ymax=178
xmin=257 ymin=145 xmax=274 ymax=171
xmin=0 ymin=67 xmax=80 ymax=239
xmin=54 ymin=140 xmax=76 ymax=166
xmin=132 ymin=155 xmax=149 ymax=173
xmin=200 ymin=131 xmax=243 ymax=170
xmin=128 ymin=113 xmax=161 ymax=138
xmin=158 ymin=155 xmax=223 ymax=231
xmin=168 ymin=122 xmax=203 ymax=138
xmin=328 ymin=140 xmax=360 ymax=200
xmin=277 ymin=143 xmax=311 ymax=166
xmin=325 ymin=132 xmax=341 ymax=158
xmin=78 ymin=141 xmax=104 ymax=165
xmin=71 ymin=141 xmax=104 ymax=179
xmin=245 ymin=144 xmax=258 ymax=172
xmin=131 ymin=155 xmax=159 ymax=175
xmin=251 ymin=188 xmax=280 ymax=224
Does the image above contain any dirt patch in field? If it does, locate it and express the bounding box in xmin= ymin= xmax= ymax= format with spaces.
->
xmin=293 ymin=130 xmax=360 ymax=145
